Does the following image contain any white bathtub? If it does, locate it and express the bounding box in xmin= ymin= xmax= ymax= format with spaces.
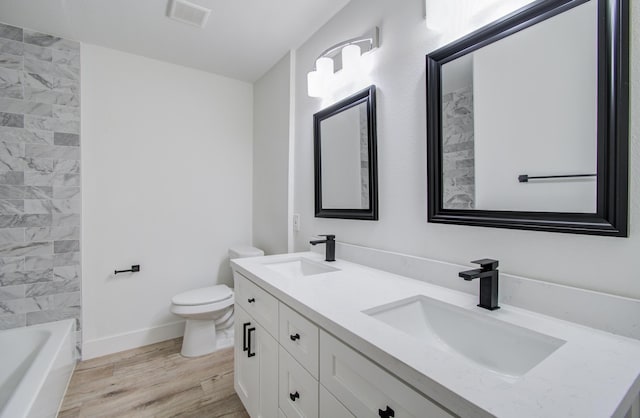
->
xmin=0 ymin=320 xmax=76 ymax=418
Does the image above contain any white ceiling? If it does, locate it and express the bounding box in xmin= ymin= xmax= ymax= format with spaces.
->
xmin=0 ymin=0 xmax=350 ymax=82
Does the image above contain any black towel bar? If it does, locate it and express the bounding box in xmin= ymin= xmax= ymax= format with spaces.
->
xmin=518 ymin=173 xmax=596 ymax=183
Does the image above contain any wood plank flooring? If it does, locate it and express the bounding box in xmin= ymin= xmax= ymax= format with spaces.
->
xmin=59 ymin=338 xmax=249 ymax=418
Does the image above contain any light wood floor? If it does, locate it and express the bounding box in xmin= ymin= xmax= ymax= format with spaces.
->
xmin=59 ymin=338 xmax=249 ymax=418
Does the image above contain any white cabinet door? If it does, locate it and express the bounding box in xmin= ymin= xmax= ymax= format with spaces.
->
xmin=279 ymin=303 xmax=319 ymax=378
xmin=235 ymin=305 xmax=258 ymax=416
xmin=235 ymin=272 xmax=279 ymax=338
xmin=235 ymin=305 xmax=279 ymax=418
xmin=320 ymin=385 xmax=354 ymax=418
xmin=279 ymin=347 xmax=319 ymax=418
xmin=320 ymin=331 xmax=452 ymax=418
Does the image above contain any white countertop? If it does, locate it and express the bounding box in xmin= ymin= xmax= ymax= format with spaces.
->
xmin=232 ymin=252 xmax=640 ymax=418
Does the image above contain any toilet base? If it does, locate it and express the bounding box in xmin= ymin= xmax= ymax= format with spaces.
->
xmin=180 ymin=317 xmax=234 ymax=357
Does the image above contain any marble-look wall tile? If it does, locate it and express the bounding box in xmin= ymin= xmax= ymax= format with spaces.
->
xmin=22 ymin=74 xmax=80 ymax=96
xmin=24 ymin=115 xmax=79 ymax=134
xmin=24 ymin=171 xmax=80 ymax=188
xmin=52 ymin=104 xmax=79 ymax=120
xmin=0 ymin=98 xmax=52 ymax=117
xmin=53 ymin=240 xmax=79 ymax=253
xmin=53 ymin=265 xmax=80 ymax=281
xmin=0 ymin=111 xmax=24 ymax=128
xmin=24 ymin=158 xmax=54 ymax=172
xmin=442 ymin=85 xmax=475 ymax=209
xmin=26 ymin=143 xmax=80 ymax=159
xmin=52 ymin=187 xmax=79 ymax=198
xmin=53 ymin=160 xmax=79 ymax=173
xmin=23 ymin=43 xmax=51 ymax=61
xmin=24 ymin=57 xmax=79 ymax=82
xmin=0 ymin=127 xmax=53 ymax=144
xmin=0 ymin=39 xmax=23 ymax=56
xmin=24 ymin=254 xmax=53 ymax=270
xmin=0 ymin=268 xmax=52 ymax=286
xmin=53 ymin=132 xmax=79 ymax=146
xmin=0 ymin=199 xmax=24 ymax=214
xmin=25 ymin=226 xmax=79 ymax=241
xmin=0 ymin=214 xmax=51 ymax=228
xmin=0 ymin=240 xmax=52 ymax=257
xmin=0 ymin=185 xmax=23 ymax=198
xmin=23 ymin=88 xmax=78 ymax=107
xmin=26 ymin=278 xmax=79 ymax=296
xmin=0 ymin=53 xmax=23 ymax=70
xmin=24 ymin=199 xmax=80 ymax=214
xmin=0 ymin=313 xmax=25 ymax=329
xmin=53 ymin=213 xmax=79 ymax=226
xmin=0 ymin=256 xmax=24 ymax=273
xmin=52 ymin=50 xmax=79 ymax=68
xmin=0 ymin=295 xmax=54 ymax=315
xmin=0 ymin=283 xmax=24 ymax=300
xmin=24 ymin=186 xmax=52 ymax=198
xmin=23 ymin=30 xmax=79 ymax=52
xmin=0 ymin=23 xmax=22 ymax=42
xmin=53 ymin=251 xmax=79 ymax=267
xmin=0 ymin=69 xmax=23 ymax=100
xmin=0 ymin=23 xmax=80 ymax=351
xmin=0 ymin=171 xmax=24 ymax=184
xmin=0 ymin=227 xmax=24 ymax=243
xmin=26 ymin=306 xmax=80 ymax=330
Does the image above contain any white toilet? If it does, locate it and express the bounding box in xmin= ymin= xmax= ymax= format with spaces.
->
xmin=171 ymin=246 xmax=264 ymax=357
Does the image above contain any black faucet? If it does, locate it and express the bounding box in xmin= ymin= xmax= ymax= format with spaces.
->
xmin=309 ymin=234 xmax=335 ymax=262
xmin=459 ymin=259 xmax=500 ymax=310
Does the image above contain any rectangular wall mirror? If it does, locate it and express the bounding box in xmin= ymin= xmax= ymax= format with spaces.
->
xmin=426 ymin=0 xmax=629 ymax=236
xmin=314 ymin=85 xmax=378 ymax=220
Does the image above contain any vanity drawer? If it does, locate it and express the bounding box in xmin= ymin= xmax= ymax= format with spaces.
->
xmin=234 ymin=272 xmax=278 ymax=338
xmin=279 ymin=347 xmax=319 ymax=418
xmin=279 ymin=303 xmax=319 ymax=378
xmin=319 ymin=331 xmax=452 ymax=418
xmin=320 ymin=384 xmax=354 ymax=418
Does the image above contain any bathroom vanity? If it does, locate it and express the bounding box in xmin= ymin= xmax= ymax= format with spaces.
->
xmin=231 ymin=252 xmax=640 ymax=417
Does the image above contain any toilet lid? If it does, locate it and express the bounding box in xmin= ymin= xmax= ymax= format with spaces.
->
xmin=172 ymin=285 xmax=233 ymax=306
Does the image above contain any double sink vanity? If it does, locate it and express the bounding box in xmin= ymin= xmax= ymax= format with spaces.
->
xmin=231 ymin=250 xmax=640 ymax=418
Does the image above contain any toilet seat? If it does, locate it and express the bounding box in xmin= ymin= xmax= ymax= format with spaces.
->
xmin=170 ymin=296 xmax=234 ymax=316
xmin=170 ymin=285 xmax=234 ymax=316
xmin=172 ymin=285 xmax=232 ymax=306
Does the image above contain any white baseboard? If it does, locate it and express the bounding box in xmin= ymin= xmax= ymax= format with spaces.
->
xmin=82 ymin=321 xmax=186 ymax=360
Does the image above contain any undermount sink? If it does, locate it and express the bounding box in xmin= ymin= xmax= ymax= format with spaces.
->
xmin=364 ymin=295 xmax=565 ymax=379
xmin=264 ymin=258 xmax=339 ymax=279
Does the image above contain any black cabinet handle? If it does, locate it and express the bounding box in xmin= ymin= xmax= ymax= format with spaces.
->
xmin=242 ymin=322 xmax=251 ymax=352
xmin=247 ymin=298 xmax=255 ymax=303
xmin=289 ymin=391 xmax=300 ymax=402
xmin=247 ymin=327 xmax=256 ymax=357
xmin=290 ymin=333 xmax=300 ymax=341
xmin=379 ymin=406 xmax=395 ymax=418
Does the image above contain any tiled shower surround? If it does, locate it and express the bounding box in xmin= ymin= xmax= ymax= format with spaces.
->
xmin=0 ymin=22 xmax=81 ymax=351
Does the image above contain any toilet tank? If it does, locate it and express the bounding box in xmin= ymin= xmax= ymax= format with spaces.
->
xmin=229 ymin=246 xmax=264 ymax=260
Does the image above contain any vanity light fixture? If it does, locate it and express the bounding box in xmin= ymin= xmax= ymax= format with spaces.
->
xmin=307 ymin=27 xmax=379 ymax=98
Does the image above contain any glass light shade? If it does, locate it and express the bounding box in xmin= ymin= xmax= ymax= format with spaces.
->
xmin=307 ymin=70 xmax=322 ymax=97
xmin=315 ymin=56 xmax=334 ymax=76
xmin=341 ymin=44 xmax=361 ymax=70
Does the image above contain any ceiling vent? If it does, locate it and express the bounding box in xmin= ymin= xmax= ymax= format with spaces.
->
xmin=167 ymin=0 xmax=211 ymax=28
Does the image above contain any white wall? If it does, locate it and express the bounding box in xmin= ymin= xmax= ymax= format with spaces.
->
xmin=253 ymin=52 xmax=291 ymax=255
xmin=81 ymin=44 xmax=253 ymax=358
xmin=293 ymin=0 xmax=640 ymax=299
xmin=474 ymin=1 xmax=597 ymax=212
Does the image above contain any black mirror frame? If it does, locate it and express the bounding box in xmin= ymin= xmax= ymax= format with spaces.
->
xmin=314 ymin=85 xmax=379 ymax=220
xmin=426 ymin=0 xmax=629 ymax=237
